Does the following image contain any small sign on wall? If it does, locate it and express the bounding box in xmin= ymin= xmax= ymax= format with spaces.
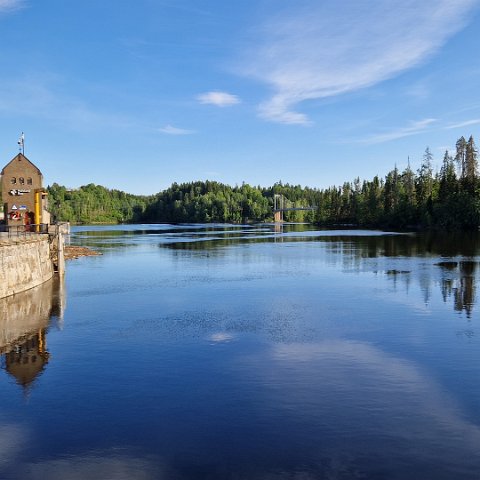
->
xmin=9 ymin=189 xmax=31 ymax=196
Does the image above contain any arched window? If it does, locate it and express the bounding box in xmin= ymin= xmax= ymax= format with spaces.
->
xmin=19 ymin=177 xmax=25 ymax=185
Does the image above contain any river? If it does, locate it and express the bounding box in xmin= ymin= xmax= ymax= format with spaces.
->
xmin=1 ymin=224 xmax=479 ymax=479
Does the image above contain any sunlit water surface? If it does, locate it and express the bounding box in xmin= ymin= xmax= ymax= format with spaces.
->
xmin=1 ymin=224 xmax=480 ymax=479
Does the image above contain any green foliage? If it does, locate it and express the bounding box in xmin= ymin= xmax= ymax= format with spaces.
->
xmin=309 ymin=136 xmax=480 ymax=230
xmin=47 ymin=135 xmax=480 ymax=230
xmin=143 ymin=181 xmax=271 ymax=223
xmin=47 ymin=183 xmax=151 ymax=224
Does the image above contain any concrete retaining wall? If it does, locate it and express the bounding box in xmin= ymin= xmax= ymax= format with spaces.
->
xmin=0 ymin=236 xmax=54 ymax=298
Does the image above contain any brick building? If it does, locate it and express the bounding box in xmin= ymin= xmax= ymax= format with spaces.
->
xmin=1 ymin=153 xmax=50 ymax=227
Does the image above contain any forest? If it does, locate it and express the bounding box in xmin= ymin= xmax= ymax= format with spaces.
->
xmin=46 ymin=135 xmax=480 ymax=230
xmin=46 ymin=183 xmax=151 ymax=224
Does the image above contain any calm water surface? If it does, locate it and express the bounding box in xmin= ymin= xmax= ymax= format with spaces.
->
xmin=1 ymin=224 xmax=480 ymax=479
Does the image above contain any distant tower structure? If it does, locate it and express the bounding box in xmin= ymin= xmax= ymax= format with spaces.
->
xmin=1 ymin=140 xmax=50 ymax=228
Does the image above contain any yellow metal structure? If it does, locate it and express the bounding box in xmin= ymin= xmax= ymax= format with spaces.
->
xmin=34 ymin=189 xmax=41 ymax=231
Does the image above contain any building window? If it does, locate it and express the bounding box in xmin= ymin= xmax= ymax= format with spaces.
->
xmin=27 ymin=177 xmax=33 ymax=185
xmin=10 ymin=177 xmax=16 ymax=184
xmin=19 ymin=177 xmax=25 ymax=185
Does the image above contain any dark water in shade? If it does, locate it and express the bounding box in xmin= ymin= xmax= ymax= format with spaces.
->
xmin=1 ymin=224 xmax=480 ymax=480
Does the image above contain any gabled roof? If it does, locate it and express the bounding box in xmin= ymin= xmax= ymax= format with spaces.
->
xmin=5 ymin=351 xmax=49 ymax=387
xmin=1 ymin=153 xmax=42 ymax=176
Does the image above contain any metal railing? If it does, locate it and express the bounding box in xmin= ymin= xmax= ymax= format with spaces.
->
xmin=0 ymin=224 xmax=50 ymax=239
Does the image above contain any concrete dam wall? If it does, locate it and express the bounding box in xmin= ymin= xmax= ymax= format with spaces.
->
xmin=0 ymin=236 xmax=54 ymax=298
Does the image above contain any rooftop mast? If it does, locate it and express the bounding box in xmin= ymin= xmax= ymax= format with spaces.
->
xmin=18 ymin=132 xmax=24 ymax=155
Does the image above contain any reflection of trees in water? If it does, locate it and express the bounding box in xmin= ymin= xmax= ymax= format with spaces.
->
xmin=439 ymin=262 xmax=477 ymax=318
xmin=337 ymin=231 xmax=480 ymax=259
xmin=320 ymin=232 xmax=480 ymax=318
xmin=0 ymin=278 xmax=65 ymax=391
xmin=165 ymin=229 xmax=480 ymax=316
xmin=72 ymin=225 xmax=270 ymax=250
xmin=74 ymin=225 xmax=480 ymax=316
xmin=162 ymin=229 xmax=479 ymax=317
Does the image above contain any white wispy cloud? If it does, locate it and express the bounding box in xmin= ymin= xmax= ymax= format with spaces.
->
xmin=245 ymin=0 xmax=479 ymax=125
xmin=0 ymin=75 xmax=129 ymax=127
xmin=0 ymin=0 xmax=24 ymax=12
xmin=196 ymin=91 xmax=240 ymax=107
xmin=158 ymin=124 xmax=195 ymax=135
xmin=444 ymin=119 xmax=480 ymax=129
xmin=0 ymin=75 xmax=151 ymax=133
xmin=364 ymin=118 xmax=437 ymax=144
xmin=404 ymin=81 xmax=432 ymax=100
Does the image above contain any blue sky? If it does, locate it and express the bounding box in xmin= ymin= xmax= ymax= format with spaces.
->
xmin=1 ymin=0 xmax=480 ymax=194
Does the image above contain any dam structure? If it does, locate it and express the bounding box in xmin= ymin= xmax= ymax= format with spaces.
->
xmin=0 ymin=147 xmax=65 ymax=299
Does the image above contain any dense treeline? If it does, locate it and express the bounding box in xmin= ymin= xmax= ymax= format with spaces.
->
xmin=141 ymin=181 xmax=324 ymax=223
xmin=315 ymin=135 xmax=479 ymax=229
xmin=143 ymin=181 xmax=271 ymax=223
xmin=47 ymin=135 xmax=480 ymax=229
xmin=47 ymin=183 xmax=151 ymax=224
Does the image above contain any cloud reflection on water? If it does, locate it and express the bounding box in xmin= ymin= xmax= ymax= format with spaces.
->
xmin=17 ymin=453 xmax=163 ymax=480
xmin=1 ymin=226 xmax=478 ymax=479
xmin=255 ymin=339 xmax=480 ymax=477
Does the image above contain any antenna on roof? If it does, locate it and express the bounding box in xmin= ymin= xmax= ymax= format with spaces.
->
xmin=17 ymin=132 xmax=24 ymax=155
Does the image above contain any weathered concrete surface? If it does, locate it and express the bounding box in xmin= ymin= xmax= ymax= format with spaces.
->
xmin=0 ymin=235 xmax=54 ymax=298
xmin=0 ymin=278 xmax=61 ymax=353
